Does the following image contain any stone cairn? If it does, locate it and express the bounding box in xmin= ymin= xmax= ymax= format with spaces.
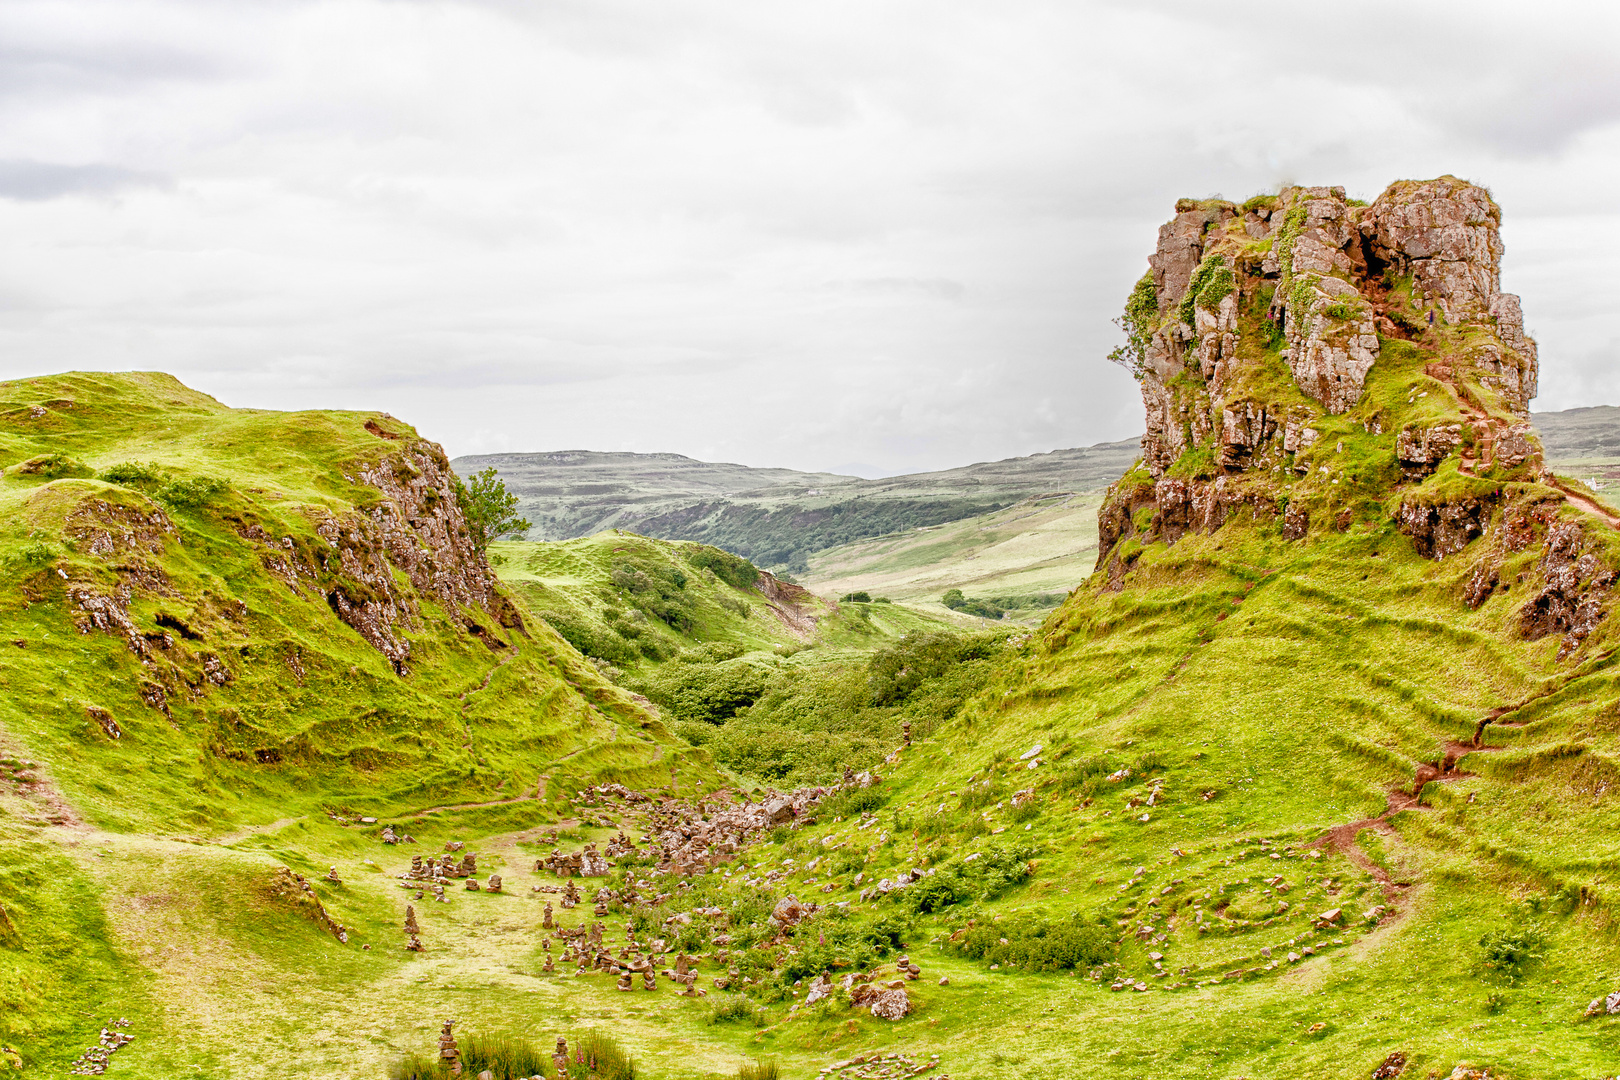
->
xmin=404 ymin=905 xmax=423 ymax=951
xmin=325 ymin=865 xmax=342 ymax=884
xmin=593 ymin=888 xmax=611 ymax=917
xmin=438 ymin=1019 xmax=462 ymax=1076
xmin=542 ymin=902 xmax=555 ymax=929
xmin=542 ymin=939 xmax=555 ymax=973
xmin=551 ymin=1037 xmax=569 ymax=1077
xmin=465 ymin=876 xmax=482 ymax=892
xmin=561 ymin=880 xmax=581 ymax=909
xmin=487 ymin=874 xmax=502 ymax=893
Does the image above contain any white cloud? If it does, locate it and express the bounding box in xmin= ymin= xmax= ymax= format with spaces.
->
xmin=0 ymin=0 xmax=1615 ymax=473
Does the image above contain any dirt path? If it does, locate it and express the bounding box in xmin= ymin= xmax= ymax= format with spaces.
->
xmin=1549 ymin=478 xmax=1620 ymax=529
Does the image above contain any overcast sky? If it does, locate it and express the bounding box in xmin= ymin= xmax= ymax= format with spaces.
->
xmin=2 ymin=0 xmax=1617 ymax=477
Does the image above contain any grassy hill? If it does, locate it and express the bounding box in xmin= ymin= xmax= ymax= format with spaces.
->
xmin=487 ymin=532 xmax=961 ymax=784
xmin=0 ymin=372 xmax=713 ymax=1072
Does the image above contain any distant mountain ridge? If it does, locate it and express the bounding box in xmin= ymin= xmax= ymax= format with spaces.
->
xmin=459 ymin=412 xmax=1616 ymax=572
xmin=454 ymin=438 xmax=1143 ymax=571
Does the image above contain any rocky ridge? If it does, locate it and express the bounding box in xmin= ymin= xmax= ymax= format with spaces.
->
xmin=1099 ymin=175 xmax=1613 ymax=657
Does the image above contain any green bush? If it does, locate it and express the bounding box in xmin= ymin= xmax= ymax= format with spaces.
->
xmin=155 ymin=475 xmax=227 ymax=510
xmin=817 ymin=786 xmax=888 ymax=819
xmin=539 ymin=609 xmax=639 ymax=666
xmin=684 ymin=544 xmax=760 ymax=590
xmin=840 ymin=591 xmax=871 ymax=603
xmin=1007 ymin=799 xmax=1041 ymax=824
xmin=941 ymin=589 xmax=1004 ymax=619
xmin=7 ymin=540 xmax=57 ymax=570
xmin=647 ymin=657 xmax=772 ymax=724
xmin=14 ymin=453 xmax=93 ymax=479
xmin=98 ymin=460 xmax=164 ymax=488
xmin=953 ymin=914 xmax=1116 ymax=972
xmin=1477 ymin=918 xmax=1546 ymax=985
xmin=707 ymin=994 xmax=768 ymax=1028
xmin=958 ymin=779 xmax=1005 ymax=811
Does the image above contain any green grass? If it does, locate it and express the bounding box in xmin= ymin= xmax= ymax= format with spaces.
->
xmin=13 ymin=368 xmax=1620 ymax=1079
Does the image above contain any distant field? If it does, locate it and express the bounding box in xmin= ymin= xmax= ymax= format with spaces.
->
xmin=802 ymin=491 xmax=1104 ymax=623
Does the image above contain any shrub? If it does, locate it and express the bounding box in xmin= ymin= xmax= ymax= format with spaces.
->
xmin=958 ymin=843 xmax=1037 ymax=899
xmin=940 ymin=589 xmax=1003 ymax=619
xmin=953 ymin=914 xmax=1116 ymax=972
xmin=840 ymin=591 xmax=871 ymax=603
xmin=99 ymin=460 xmax=164 ymax=488
xmin=707 ymin=994 xmax=768 ymax=1028
xmin=904 ymin=872 xmax=966 ymax=914
xmin=647 ymin=658 xmax=772 ymax=725
xmin=684 ymin=544 xmax=760 ymax=590
xmin=155 ymin=475 xmax=227 ymax=510
xmin=14 ymin=453 xmax=93 ymax=479
xmin=1007 ymin=799 xmax=1041 ymax=824
xmin=7 ymin=540 xmax=57 ymax=570
xmin=539 ymin=609 xmax=639 ymax=667
xmin=818 ymin=786 xmax=887 ymax=819
xmin=1477 ymin=919 xmax=1546 ymax=985
xmin=958 ymin=779 xmax=1004 ymax=811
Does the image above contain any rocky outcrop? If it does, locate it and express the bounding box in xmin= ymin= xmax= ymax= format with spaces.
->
xmin=1127 ymin=177 xmax=1538 ymax=494
xmin=1395 ymin=497 xmax=1494 ymax=560
xmin=1519 ymin=520 xmax=1614 ymax=658
xmin=1282 ymin=275 xmax=1379 ymax=414
xmin=1103 ymin=175 xmax=1543 ymax=564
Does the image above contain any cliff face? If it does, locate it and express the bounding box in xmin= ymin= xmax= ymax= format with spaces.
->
xmin=1098 ymin=176 xmax=1613 ymax=658
xmin=1131 ymin=176 xmax=1537 ymax=481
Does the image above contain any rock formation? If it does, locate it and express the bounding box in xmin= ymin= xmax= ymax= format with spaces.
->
xmin=1104 ymin=178 xmax=1543 ymax=557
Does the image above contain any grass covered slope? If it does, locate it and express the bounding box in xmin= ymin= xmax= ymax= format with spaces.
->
xmin=0 ymin=372 xmax=718 ymax=1070
xmin=489 ymin=532 xmax=964 ymax=786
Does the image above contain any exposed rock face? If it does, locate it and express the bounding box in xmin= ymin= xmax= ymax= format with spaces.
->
xmin=1100 ymin=176 xmax=1543 ymax=568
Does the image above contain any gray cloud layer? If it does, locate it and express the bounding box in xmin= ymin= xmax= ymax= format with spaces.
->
xmin=0 ymin=0 xmax=1616 ymax=474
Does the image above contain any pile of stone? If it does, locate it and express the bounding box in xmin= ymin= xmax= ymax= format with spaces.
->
xmin=817 ymin=1051 xmax=941 ymax=1079
xmin=379 ymin=825 xmax=416 ymax=844
xmin=67 ymin=1020 xmax=133 ymax=1076
xmin=537 ymin=843 xmax=611 ymax=878
xmin=848 ymin=980 xmax=911 ymax=1020
xmin=560 ymin=881 xmax=581 ymax=908
xmin=615 ymin=785 xmax=834 ymax=876
xmin=1586 ymin=991 xmax=1620 ymax=1018
xmin=1371 ymin=1052 xmax=1407 ymax=1078
xmin=438 ymin=1020 xmax=461 ymax=1075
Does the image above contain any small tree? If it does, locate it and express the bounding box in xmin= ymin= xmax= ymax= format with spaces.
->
xmin=454 ymin=467 xmax=531 ymax=550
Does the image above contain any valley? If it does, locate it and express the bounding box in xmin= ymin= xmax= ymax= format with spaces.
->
xmin=7 ymin=176 xmax=1620 ymax=1080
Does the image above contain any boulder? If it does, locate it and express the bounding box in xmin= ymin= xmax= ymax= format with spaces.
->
xmin=868 ymin=986 xmax=912 ymax=1020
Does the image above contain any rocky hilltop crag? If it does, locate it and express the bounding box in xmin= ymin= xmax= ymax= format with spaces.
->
xmin=1100 ymin=176 xmax=1611 ymax=658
